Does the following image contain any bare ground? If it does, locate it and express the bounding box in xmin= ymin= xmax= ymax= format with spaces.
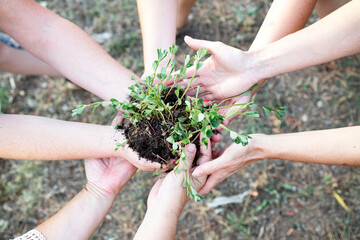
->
xmin=1 ymin=0 xmax=359 ymax=239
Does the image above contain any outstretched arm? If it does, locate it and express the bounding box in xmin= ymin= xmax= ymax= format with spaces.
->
xmin=0 ymin=0 xmax=134 ymax=101
xmin=193 ymin=127 xmax=360 ymax=194
xmin=184 ymin=0 xmax=360 ymax=101
xmin=250 ymin=0 xmax=317 ymax=51
xmin=248 ymin=0 xmax=317 ymax=92
xmin=251 ymin=0 xmax=360 ymax=81
xmin=0 ymin=114 xmax=161 ymax=170
xmin=34 ymin=157 xmax=137 ymax=240
xmin=134 ymin=143 xmax=211 ymax=240
xmin=0 ymin=114 xmax=121 ymax=160
xmin=137 ymin=0 xmax=177 ymax=76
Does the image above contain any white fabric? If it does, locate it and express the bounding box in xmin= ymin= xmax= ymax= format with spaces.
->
xmin=12 ymin=229 xmax=46 ymax=240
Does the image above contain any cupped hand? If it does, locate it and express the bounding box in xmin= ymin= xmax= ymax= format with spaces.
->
xmin=192 ymin=135 xmax=263 ymax=195
xmin=85 ymin=157 xmax=137 ymax=199
xmin=147 ymin=142 xmax=211 ymax=215
xmin=112 ymin=110 xmax=166 ymax=171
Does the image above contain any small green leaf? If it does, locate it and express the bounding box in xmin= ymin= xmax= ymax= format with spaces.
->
xmin=152 ymin=61 xmax=158 ymax=71
xmin=262 ymin=106 xmax=271 ymax=116
xmin=184 ymin=55 xmax=190 ymax=66
xmin=196 ymin=61 xmax=204 ymax=70
xmin=166 ymin=135 xmax=174 ymax=143
xmin=101 ymin=101 xmax=111 ymax=107
xmin=202 ymin=138 xmax=208 ymax=148
xmin=206 ymin=129 xmax=213 ymax=138
xmin=249 ymin=103 xmax=258 ymax=110
xmin=230 ymin=131 xmax=238 ymax=139
xmin=244 ymin=111 xmax=260 ymax=118
xmin=195 ymin=86 xmax=200 ymax=98
xmin=246 ymin=6 xmax=258 ymax=15
xmin=198 ymin=113 xmax=205 ymax=122
xmin=210 ymin=117 xmax=221 ymax=128
xmin=248 ymin=83 xmax=259 ymax=91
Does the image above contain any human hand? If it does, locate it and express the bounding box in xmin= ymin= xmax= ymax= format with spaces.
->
xmin=183 ymin=36 xmax=262 ymax=136
xmin=192 ymin=134 xmax=264 ymax=194
xmin=183 ymin=36 xmax=259 ymax=101
xmin=111 ymin=110 xmax=166 ymax=171
xmin=147 ymin=142 xmax=211 ymax=216
xmin=85 ymin=157 xmax=137 ymax=199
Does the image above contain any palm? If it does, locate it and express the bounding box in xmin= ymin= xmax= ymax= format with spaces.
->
xmin=147 ymin=169 xmax=206 ymax=208
xmin=147 ymin=143 xmax=211 ymax=211
xmin=112 ymin=110 xmax=165 ymax=171
xmin=217 ymin=94 xmax=253 ymax=125
xmin=197 ymin=143 xmax=256 ymax=195
xmin=185 ymin=40 xmax=256 ymax=101
xmin=85 ymin=157 xmax=137 ymax=197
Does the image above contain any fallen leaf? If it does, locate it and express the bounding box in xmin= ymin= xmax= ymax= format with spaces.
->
xmin=333 ymin=191 xmax=350 ymax=212
xmin=283 ymin=211 xmax=295 ymax=217
xmin=286 ymin=228 xmax=294 ymax=236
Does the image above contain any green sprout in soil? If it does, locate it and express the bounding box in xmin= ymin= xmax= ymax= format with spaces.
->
xmin=72 ymin=44 xmax=286 ymax=201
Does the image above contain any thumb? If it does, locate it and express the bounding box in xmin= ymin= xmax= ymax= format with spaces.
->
xmin=183 ymin=144 xmax=197 ymax=170
xmin=192 ymin=159 xmax=219 ymax=177
xmin=184 ymin=36 xmax=217 ymax=55
xmin=111 ymin=110 xmax=124 ymax=127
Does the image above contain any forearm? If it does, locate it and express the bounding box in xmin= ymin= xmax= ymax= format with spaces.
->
xmin=0 ymin=114 xmax=124 ymax=160
xmin=251 ymin=0 xmax=360 ymax=81
xmin=36 ymin=187 xmax=115 ymax=240
xmin=248 ymin=0 xmax=316 ymax=92
xmin=137 ymin=0 xmax=177 ymax=73
xmin=256 ymin=127 xmax=360 ymax=166
xmin=134 ymin=206 xmax=181 ymax=240
xmin=0 ymin=0 xmax=134 ymax=101
xmin=250 ymin=0 xmax=316 ymax=51
xmin=0 ymin=43 xmax=61 ymax=76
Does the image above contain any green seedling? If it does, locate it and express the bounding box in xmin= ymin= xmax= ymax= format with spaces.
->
xmin=73 ymin=44 xmax=286 ymax=201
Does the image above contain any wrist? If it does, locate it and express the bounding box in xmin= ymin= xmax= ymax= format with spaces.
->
xmin=147 ymin=200 xmax=186 ymax=219
xmin=246 ymin=48 xmax=276 ymax=82
xmin=247 ymin=134 xmax=268 ymax=161
xmin=85 ymin=182 xmax=117 ymax=203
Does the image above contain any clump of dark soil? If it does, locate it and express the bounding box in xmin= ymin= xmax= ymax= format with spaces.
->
xmin=118 ymin=87 xmax=201 ymax=165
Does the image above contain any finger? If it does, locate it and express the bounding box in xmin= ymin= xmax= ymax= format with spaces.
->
xmin=192 ymin=158 xmax=221 ymax=177
xmin=220 ymin=106 xmax=242 ymax=126
xmin=111 ymin=110 xmax=125 ymax=127
xmin=186 ymin=87 xmax=210 ymax=98
xmin=183 ymin=65 xmax=196 ymax=79
xmin=197 ymin=173 xmax=223 ymax=195
xmin=123 ymin=147 xmax=162 ymax=171
xmin=196 ymin=135 xmax=212 ymax=166
xmin=210 ymin=133 xmax=222 ymax=143
xmin=183 ymin=143 xmax=197 ymax=171
xmin=184 ymin=36 xmax=217 ymax=56
xmin=211 ymin=148 xmax=226 ymax=159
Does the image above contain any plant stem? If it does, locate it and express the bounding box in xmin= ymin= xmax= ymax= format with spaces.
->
xmin=219 ymin=124 xmax=232 ymax=133
xmin=215 ymin=102 xmax=250 ymax=110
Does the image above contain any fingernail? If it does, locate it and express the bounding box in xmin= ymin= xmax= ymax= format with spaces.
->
xmin=186 ymin=144 xmax=195 ymax=153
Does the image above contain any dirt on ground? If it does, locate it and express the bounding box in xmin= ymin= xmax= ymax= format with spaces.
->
xmin=1 ymin=0 xmax=359 ymax=239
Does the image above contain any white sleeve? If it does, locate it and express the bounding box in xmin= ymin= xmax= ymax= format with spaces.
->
xmin=12 ymin=229 xmax=46 ymax=240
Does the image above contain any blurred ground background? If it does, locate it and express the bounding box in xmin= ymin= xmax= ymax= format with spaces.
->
xmin=1 ymin=0 xmax=359 ymax=239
